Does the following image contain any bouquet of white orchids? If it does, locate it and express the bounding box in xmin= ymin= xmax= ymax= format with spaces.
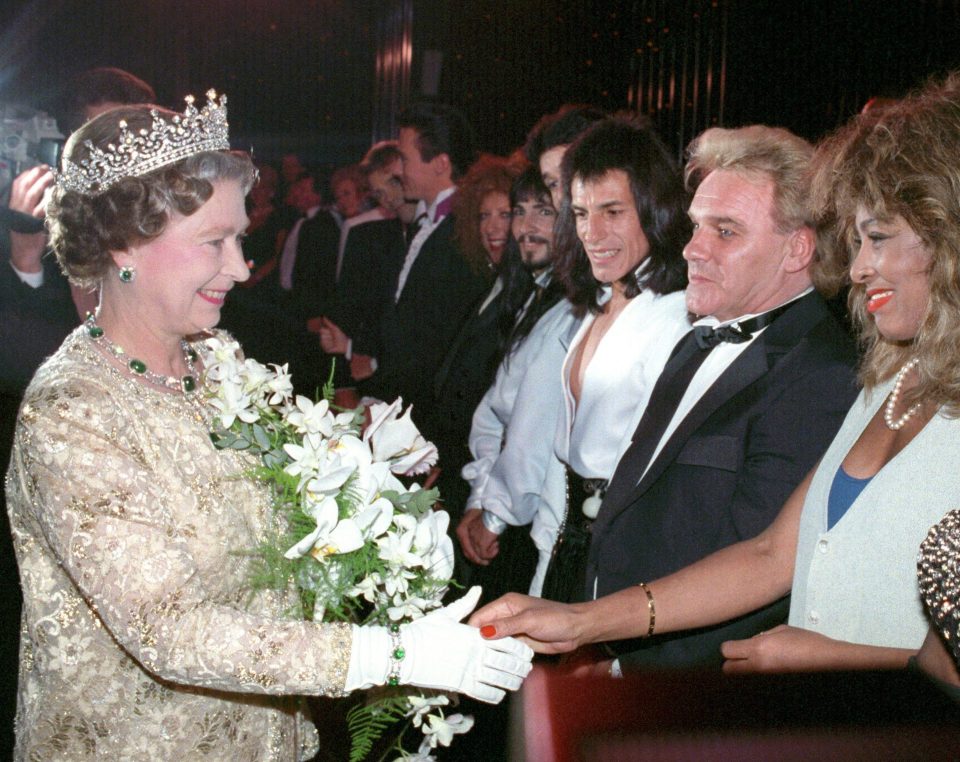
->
xmin=200 ymin=336 xmax=473 ymax=761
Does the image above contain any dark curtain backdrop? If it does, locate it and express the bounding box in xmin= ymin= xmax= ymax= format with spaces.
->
xmin=1 ymin=0 xmax=960 ymax=175
xmin=413 ymin=0 xmax=960 ymax=155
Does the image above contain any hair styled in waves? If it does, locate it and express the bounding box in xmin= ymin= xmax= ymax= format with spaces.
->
xmin=48 ymin=104 xmax=256 ymax=289
xmin=553 ymin=115 xmax=689 ymax=317
xmin=810 ymin=72 xmax=960 ymax=414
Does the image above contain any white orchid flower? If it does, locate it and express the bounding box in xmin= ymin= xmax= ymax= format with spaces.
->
xmin=264 ymin=363 xmax=294 ymax=405
xmin=396 ymin=746 xmax=437 ymax=762
xmin=364 ymin=399 xmax=439 ymax=476
xmin=201 ymin=337 xmax=243 ymax=383
xmin=392 ymin=512 xmax=418 ymax=533
xmin=286 ymin=396 xmax=335 ymax=437
xmin=240 ymin=357 xmax=273 ymax=395
xmin=284 ymin=430 xmax=356 ymax=487
xmin=415 ymin=511 xmax=454 ymax=581
xmin=335 ymin=436 xmax=406 ymax=520
xmin=346 ymin=572 xmax=383 ymax=603
xmin=406 ymin=695 xmax=450 ymax=728
xmin=383 ymin=568 xmax=418 ymax=598
xmin=390 ymin=442 xmax=439 ymax=477
xmin=387 ymin=594 xmax=431 ymax=621
xmin=304 ymin=461 xmax=356 ymax=501
xmin=210 ymin=378 xmax=260 ymax=429
xmin=283 ymin=494 xmax=364 ymax=560
xmin=378 ymin=528 xmax=423 ymax=571
xmin=364 ymin=398 xmax=403 ymax=443
xmin=353 ymin=499 xmax=394 ymax=540
xmin=420 ymin=713 xmax=474 ymax=749
xmin=283 ymin=431 xmax=329 ymax=483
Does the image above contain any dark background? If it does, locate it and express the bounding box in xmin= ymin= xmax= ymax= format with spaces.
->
xmin=2 ymin=0 xmax=960 ymax=166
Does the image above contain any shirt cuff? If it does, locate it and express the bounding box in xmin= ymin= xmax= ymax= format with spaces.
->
xmin=480 ymin=510 xmax=508 ymax=535
xmin=609 ymin=659 xmax=623 ymax=678
xmin=10 ymin=261 xmax=43 ymax=288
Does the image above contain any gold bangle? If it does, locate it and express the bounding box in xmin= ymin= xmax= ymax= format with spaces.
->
xmin=638 ymin=582 xmax=656 ymax=637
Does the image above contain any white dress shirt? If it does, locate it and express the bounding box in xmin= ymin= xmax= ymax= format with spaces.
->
xmin=638 ymin=287 xmax=814 ymax=484
xmin=393 ymin=186 xmax=456 ymax=301
xmin=11 ymin=261 xmax=43 ymax=288
xmin=278 ymin=205 xmax=320 ymax=291
xmin=557 ymin=287 xmax=690 ymax=479
xmin=335 ymin=206 xmax=390 ymax=282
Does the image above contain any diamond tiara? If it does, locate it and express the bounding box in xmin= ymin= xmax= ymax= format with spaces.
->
xmin=57 ymin=89 xmax=230 ymax=195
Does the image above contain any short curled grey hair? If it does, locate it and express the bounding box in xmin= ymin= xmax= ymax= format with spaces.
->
xmin=48 ymin=104 xmax=256 ymax=288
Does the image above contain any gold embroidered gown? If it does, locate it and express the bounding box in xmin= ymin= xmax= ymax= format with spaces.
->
xmin=5 ymin=328 xmax=352 ymax=760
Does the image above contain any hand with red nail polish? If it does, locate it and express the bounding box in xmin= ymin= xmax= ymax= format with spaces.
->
xmin=469 ymin=593 xmax=587 ymax=654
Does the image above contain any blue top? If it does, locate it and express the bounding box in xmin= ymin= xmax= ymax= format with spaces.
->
xmin=827 ymin=465 xmax=873 ymax=529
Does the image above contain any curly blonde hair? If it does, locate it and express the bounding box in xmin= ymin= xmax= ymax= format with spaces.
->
xmin=453 ymin=154 xmax=523 ymax=277
xmin=48 ymin=104 xmax=256 ymax=289
xmin=810 ymin=73 xmax=960 ymax=413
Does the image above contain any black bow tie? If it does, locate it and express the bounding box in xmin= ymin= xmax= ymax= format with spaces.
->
xmin=693 ymin=323 xmax=751 ymax=348
xmin=692 ymin=300 xmax=796 ymax=350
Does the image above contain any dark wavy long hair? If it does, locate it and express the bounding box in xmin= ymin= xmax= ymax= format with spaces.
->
xmin=554 ymin=115 xmax=689 ymax=316
xmin=497 ymin=166 xmax=565 ymax=358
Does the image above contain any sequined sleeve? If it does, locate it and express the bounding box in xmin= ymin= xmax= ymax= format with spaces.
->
xmin=12 ymin=367 xmax=352 ymax=698
xmin=918 ymin=509 xmax=960 ymax=664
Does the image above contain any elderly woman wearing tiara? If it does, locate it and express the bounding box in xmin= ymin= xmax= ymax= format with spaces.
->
xmin=5 ymin=93 xmax=531 ymax=759
xmin=473 ymin=74 xmax=960 ymax=675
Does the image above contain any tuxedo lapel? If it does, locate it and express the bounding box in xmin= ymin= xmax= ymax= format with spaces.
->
xmin=599 ymin=291 xmax=827 ymax=525
xmin=432 ymin=284 xmax=501 ymax=396
xmin=631 ymin=339 xmax=769 ymax=495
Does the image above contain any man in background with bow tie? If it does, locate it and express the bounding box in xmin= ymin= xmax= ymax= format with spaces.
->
xmin=324 ymin=103 xmax=485 ymax=418
xmin=585 ymin=125 xmax=858 ymax=672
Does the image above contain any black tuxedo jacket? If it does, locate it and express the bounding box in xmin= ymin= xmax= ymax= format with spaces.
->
xmin=362 ymin=214 xmax=486 ymax=419
xmin=0 ymin=254 xmax=77 ymax=397
xmin=290 ymin=210 xmax=341 ymax=323
xmin=328 ymin=217 xmax=405 ymax=359
xmin=423 ymin=282 xmax=503 ymax=519
xmin=587 ymin=292 xmax=859 ymax=669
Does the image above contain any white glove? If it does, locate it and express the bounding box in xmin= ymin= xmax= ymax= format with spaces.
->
xmin=345 ymin=586 xmax=533 ymax=704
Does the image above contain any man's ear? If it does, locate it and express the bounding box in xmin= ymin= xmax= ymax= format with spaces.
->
xmin=783 ymin=225 xmax=816 ymax=274
xmin=431 ymin=152 xmax=452 ymax=178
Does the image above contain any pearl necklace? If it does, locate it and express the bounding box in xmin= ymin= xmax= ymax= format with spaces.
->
xmin=86 ymin=315 xmax=198 ymax=393
xmin=884 ymin=357 xmax=922 ymax=431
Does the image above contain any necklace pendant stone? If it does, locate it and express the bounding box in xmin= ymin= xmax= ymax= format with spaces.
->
xmin=182 ymin=375 xmax=196 ymax=393
xmin=87 ymin=325 xmax=104 ymax=338
xmin=129 ymin=359 xmax=147 ymax=374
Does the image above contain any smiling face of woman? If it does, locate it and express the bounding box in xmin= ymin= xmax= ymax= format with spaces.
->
xmin=478 ymin=191 xmax=511 ymax=265
xmin=115 ymin=179 xmax=251 ymax=341
xmin=849 ymin=207 xmax=932 ymax=342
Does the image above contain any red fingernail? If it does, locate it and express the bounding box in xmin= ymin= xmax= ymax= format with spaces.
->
xmin=480 ymin=625 xmax=497 ymax=638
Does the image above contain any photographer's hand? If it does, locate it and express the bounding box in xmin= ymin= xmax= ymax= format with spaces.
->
xmin=9 ymin=165 xmax=54 ymax=274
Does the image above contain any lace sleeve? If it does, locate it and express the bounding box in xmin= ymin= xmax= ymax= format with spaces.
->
xmin=13 ymin=374 xmax=352 ymax=698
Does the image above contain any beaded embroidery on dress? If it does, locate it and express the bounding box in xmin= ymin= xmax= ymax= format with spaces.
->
xmin=5 ymin=327 xmax=351 ymax=760
xmin=919 ymin=509 xmax=960 ymax=665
